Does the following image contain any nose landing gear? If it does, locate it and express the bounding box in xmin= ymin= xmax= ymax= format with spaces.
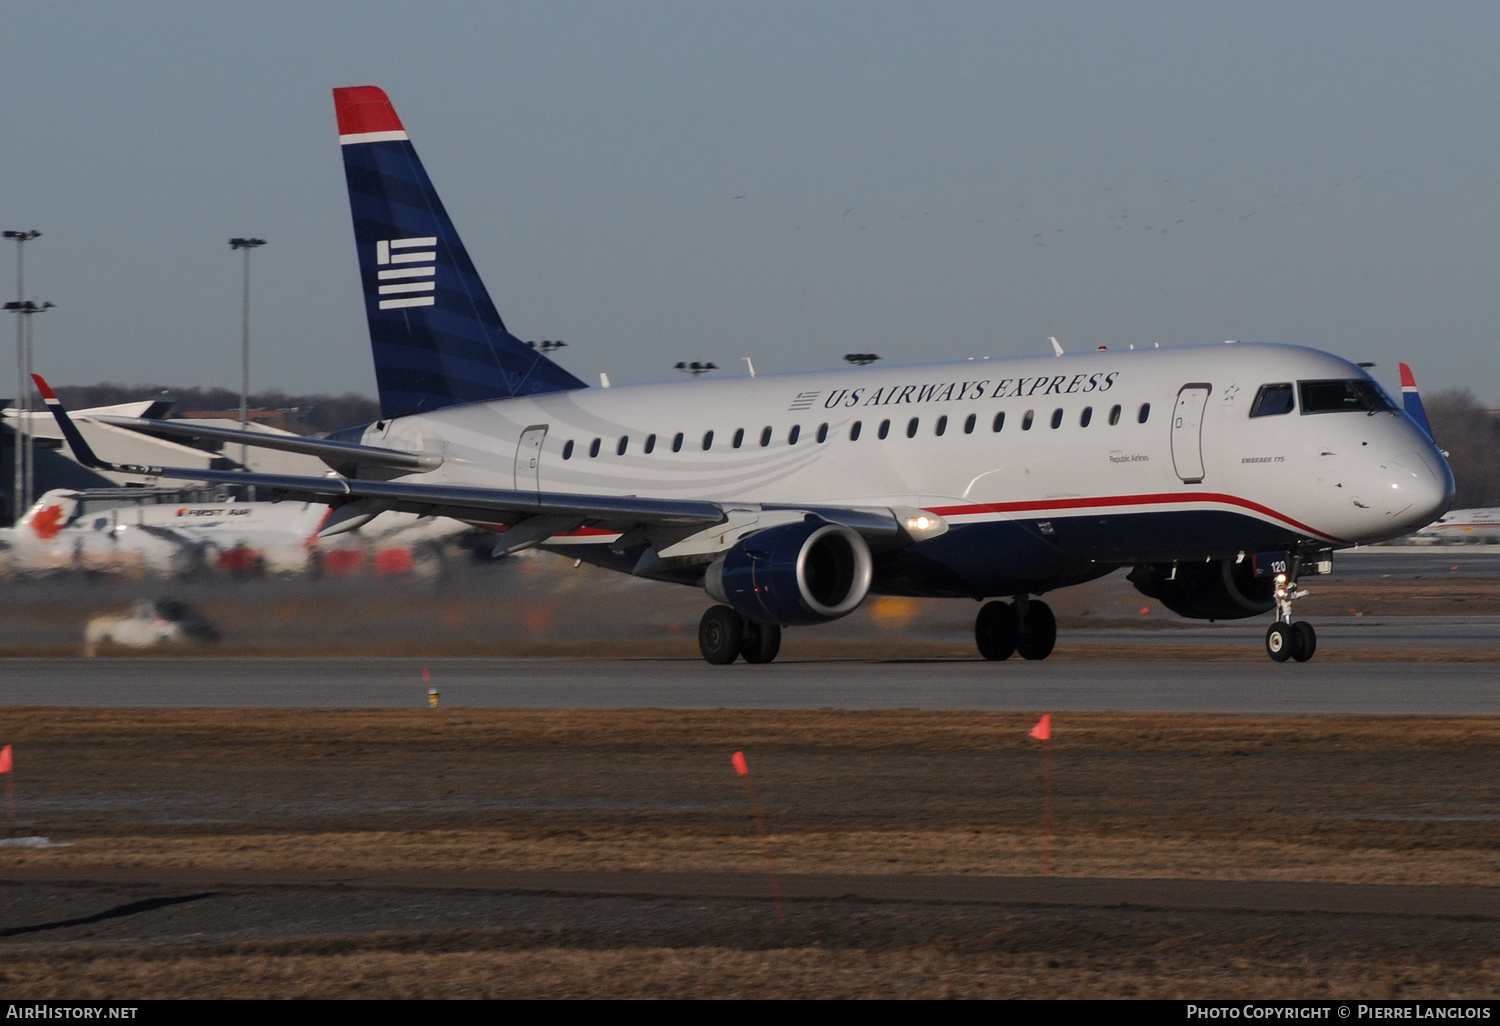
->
xmin=1264 ymin=573 xmax=1317 ymax=662
xmin=975 ymin=597 xmax=1056 ymax=661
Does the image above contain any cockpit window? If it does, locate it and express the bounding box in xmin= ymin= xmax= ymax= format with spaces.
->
xmin=1250 ymin=383 xmax=1295 ymax=417
xmin=1298 ymin=379 xmax=1398 ymax=415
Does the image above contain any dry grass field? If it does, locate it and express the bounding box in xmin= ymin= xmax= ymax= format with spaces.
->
xmin=3 ymin=708 xmax=1499 ymax=997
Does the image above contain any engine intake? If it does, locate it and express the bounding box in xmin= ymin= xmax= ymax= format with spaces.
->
xmin=705 ymin=518 xmax=874 ymax=625
xmin=1127 ymin=558 xmax=1276 ymax=621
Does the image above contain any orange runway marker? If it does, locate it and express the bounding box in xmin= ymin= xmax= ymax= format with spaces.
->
xmin=732 ymin=750 xmax=785 ymax=921
xmin=1028 ymin=716 xmax=1052 ymax=875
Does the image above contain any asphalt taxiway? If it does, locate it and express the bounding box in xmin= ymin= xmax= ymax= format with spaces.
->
xmin=2 ymin=649 xmax=1497 ymax=713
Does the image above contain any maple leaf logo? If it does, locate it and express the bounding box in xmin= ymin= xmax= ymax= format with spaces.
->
xmin=31 ymin=505 xmax=66 ymax=540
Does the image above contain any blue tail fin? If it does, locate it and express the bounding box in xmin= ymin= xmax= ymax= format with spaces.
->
xmin=1398 ymin=362 xmax=1434 ymax=440
xmin=335 ymin=86 xmax=586 ymax=418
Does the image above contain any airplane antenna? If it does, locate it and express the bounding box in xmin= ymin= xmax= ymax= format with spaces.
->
xmin=599 ymin=373 xmax=610 ymax=388
xmin=1048 ymin=336 xmax=1064 ymax=357
xmin=742 ymin=357 xmax=757 ymax=378
xmin=844 ymin=353 xmax=881 ymax=367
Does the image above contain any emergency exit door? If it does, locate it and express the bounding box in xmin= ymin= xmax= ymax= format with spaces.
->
xmin=513 ymin=425 xmax=548 ymax=493
xmin=1171 ymin=384 xmax=1211 ymax=484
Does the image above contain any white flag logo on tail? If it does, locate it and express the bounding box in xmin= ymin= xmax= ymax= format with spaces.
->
xmin=376 ymin=237 xmax=437 ymax=310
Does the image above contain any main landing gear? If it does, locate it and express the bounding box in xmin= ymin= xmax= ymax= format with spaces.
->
xmin=974 ymin=597 xmax=1056 ymax=661
xmin=1264 ymin=572 xmax=1317 ymax=663
xmin=698 ymin=605 xmax=783 ymax=665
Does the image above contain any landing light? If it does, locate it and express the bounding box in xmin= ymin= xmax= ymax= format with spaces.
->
xmin=906 ymin=515 xmax=934 ymax=532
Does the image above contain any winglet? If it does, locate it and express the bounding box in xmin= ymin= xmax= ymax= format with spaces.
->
xmin=33 ymin=374 xmax=171 ymax=476
xmin=1397 ymin=362 xmax=1434 ymax=441
xmin=1048 ymin=336 xmax=1064 ymax=357
xmin=31 ymin=374 xmax=104 ymax=469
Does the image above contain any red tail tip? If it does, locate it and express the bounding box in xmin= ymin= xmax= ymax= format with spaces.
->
xmin=1399 ymin=363 xmax=1416 ymax=388
xmin=334 ymin=86 xmax=404 ymax=137
xmin=30 ymin=374 xmax=56 ymax=401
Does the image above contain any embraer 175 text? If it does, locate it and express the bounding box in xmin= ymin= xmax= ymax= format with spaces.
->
xmin=38 ymin=86 xmax=1455 ymax=664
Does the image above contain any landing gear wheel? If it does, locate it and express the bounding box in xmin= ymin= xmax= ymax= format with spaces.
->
xmin=1291 ymin=621 xmax=1317 ymax=662
xmin=975 ymin=601 xmax=1019 ymax=661
xmin=1265 ymin=623 xmax=1293 ymax=662
xmin=699 ymin=605 xmax=744 ymax=665
xmin=740 ymin=621 xmax=783 ymax=664
xmin=1016 ymin=601 xmax=1057 ymax=661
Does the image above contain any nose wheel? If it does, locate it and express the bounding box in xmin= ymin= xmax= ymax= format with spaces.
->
xmin=974 ymin=597 xmax=1056 ymax=661
xmin=1265 ymin=573 xmax=1317 ymax=662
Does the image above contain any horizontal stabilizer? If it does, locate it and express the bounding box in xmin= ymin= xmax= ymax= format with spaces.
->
xmin=89 ymin=415 xmax=440 ymax=474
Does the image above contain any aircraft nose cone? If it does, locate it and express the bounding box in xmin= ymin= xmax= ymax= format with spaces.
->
xmin=1387 ymin=450 xmax=1454 ymax=529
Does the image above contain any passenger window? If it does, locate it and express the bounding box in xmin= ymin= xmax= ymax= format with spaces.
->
xmin=616 ymin=436 xmax=628 ymax=456
xmin=1050 ymin=409 xmax=1063 ymax=429
xmin=850 ymin=421 xmax=862 ymax=441
xmin=702 ymin=430 xmax=714 ymax=450
xmin=589 ymin=438 xmax=601 ymax=458
xmin=878 ymin=419 xmax=891 ymax=439
xmin=906 ymin=417 xmax=919 ymax=438
xmin=1138 ymin=403 xmax=1151 ymax=424
xmin=732 ymin=428 xmax=745 ymax=449
xmin=788 ymin=425 xmax=800 ymax=445
xmin=1109 ymin=404 xmax=1121 ymax=426
xmin=1250 ymin=383 xmax=1295 ymax=417
xmin=644 ymin=434 xmax=656 ymax=454
xmin=1022 ymin=410 xmax=1034 ymax=431
xmin=562 ymin=440 xmax=574 ymax=460
xmin=760 ymin=426 xmax=772 ymax=447
xmin=992 ymin=412 xmax=1005 ymax=432
xmin=1080 ymin=407 xmax=1092 ymax=427
xmin=935 ymin=415 xmax=947 ymax=436
xmin=672 ymin=432 xmax=684 ymax=453
xmin=964 ymin=414 xmax=976 ymax=434
xmin=817 ymin=423 xmax=828 ymax=443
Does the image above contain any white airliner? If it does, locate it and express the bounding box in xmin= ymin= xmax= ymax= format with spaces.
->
xmin=0 ymin=488 xmax=330 ymax=575
xmin=1414 ymin=508 xmax=1500 ymax=544
xmin=35 ymin=86 xmax=1454 ymax=664
xmin=0 ymin=487 xmax=471 ymax=577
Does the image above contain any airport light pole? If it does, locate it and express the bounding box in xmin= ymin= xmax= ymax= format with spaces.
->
xmin=4 ymin=231 xmax=40 ymax=524
xmin=229 ymin=237 xmax=265 ymax=474
xmin=3 ymin=300 xmax=53 ymax=517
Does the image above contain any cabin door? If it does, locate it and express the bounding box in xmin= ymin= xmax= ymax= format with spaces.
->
xmin=1170 ymin=384 xmax=1211 ymax=484
xmin=513 ymin=425 xmax=548 ymax=493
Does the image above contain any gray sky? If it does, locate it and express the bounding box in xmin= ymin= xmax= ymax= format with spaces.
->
xmin=4 ymin=1 xmax=1499 ymax=403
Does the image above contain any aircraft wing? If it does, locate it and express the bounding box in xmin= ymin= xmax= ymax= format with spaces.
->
xmin=36 ymin=375 xmax=938 ymax=559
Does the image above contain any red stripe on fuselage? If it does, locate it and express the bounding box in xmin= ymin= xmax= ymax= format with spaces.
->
xmin=926 ymin=492 xmax=1345 ymax=544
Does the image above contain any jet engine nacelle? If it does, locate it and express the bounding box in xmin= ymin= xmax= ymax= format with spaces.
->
xmin=1127 ymin=558 xmax=1276 ymax=621
xmin=704 ymin=518 xmax=874 ymax=625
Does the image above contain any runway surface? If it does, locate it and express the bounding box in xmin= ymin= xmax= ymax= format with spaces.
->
xmin=1334 ymin=546 xmax=1500 ymax=579
xmin=2 ymin=649 xmax=1498 ymax=712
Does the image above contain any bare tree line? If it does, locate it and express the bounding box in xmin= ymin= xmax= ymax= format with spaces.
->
xmin=1426 ymin=389 xmax=1500 ymax=509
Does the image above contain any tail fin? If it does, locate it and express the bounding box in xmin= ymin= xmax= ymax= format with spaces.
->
xmin=334 ymin=86 xmax=586 ymax=418
xmin=1398 ymin=362 xmax=1434 ymax=440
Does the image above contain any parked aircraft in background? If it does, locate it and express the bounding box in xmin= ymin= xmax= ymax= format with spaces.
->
xmin=35 ymin=86 xmax=1455 ymax=663
xmin=0 ymin=487 xmax=474 ymax=577
xmin=1412 ymin=508 xmax=1500 ymax=544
